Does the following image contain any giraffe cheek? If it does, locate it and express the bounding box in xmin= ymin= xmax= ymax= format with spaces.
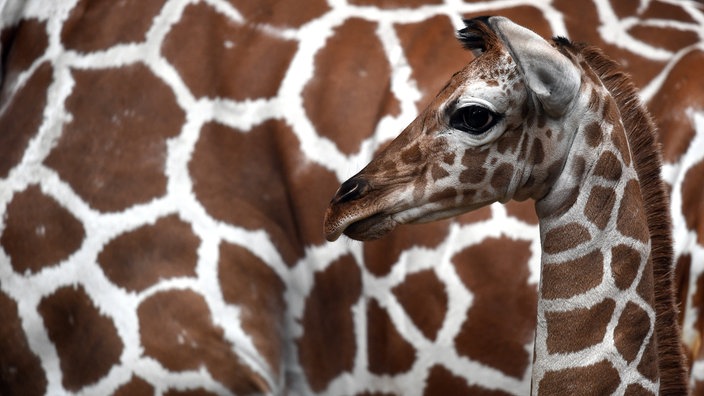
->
xmin=489 ymin=163 xmax=515 ymax=194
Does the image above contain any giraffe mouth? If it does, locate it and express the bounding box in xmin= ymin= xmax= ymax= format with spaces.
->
xmin=324 ymin=206 xmax=398 ymax=242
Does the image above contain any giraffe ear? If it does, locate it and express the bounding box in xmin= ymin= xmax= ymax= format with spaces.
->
xmin=488 ymin=17 xmax=581 ymax=118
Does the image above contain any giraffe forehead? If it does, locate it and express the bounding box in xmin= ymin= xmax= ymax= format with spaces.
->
xmin=447 ymin=55 xmax=525 ymax=115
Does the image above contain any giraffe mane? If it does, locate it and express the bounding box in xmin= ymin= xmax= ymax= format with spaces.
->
xmin=560 ymin=40 xmax=689 ymax=393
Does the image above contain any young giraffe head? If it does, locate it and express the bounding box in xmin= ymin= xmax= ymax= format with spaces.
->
xmin=324 ymin=16 xmax=581 ymax=241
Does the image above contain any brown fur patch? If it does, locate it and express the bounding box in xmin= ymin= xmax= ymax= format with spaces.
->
xmin=543 ymin=223 xmax=591 ymax=254
xmin=393 ymin=270 xmax=448 ymax=341
xmin=490 ymin=163 xmax=514 ymax=190
xmin=541 ymin=250 xmax=604 ymax=300
xmin=614 ymin=302 xmax=651 ymax=363
xmin=617 ymin=180 xmax=649 ymax=242
xmin=545 ymin=298 xmax=615 ymax=354
xmin=539 ymin=360 xmax=620 ymax=395
xmin=594 ymin=151 xmax=623 ymax=180
xmin=584 ymin=121 xmax=603 ymax=147
xmin=584 ymin=185 xmax=617 ymax=229
xmin=611 ymin=244 xmax=642 ymax=290
xmin=367 ymin=299 xmax=416 ymax=375
xmin=298 ymin=254 xmax=361 ymax=391
xmin=38 ymin=285 xmax=123 ymax=391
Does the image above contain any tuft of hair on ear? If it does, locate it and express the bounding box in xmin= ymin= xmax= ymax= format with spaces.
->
xmin=456 ymin=16 xmax=492 ymax=53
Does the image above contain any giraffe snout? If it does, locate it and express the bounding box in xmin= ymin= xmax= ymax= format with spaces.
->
xmin=331 ymin=177 xmax=370 ymax=204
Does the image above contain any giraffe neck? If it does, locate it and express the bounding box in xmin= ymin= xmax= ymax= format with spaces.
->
xmin=529 ymin=43 xmax=688 ymax=393
xmin=532 ymin=102 xmax=659 ymax=392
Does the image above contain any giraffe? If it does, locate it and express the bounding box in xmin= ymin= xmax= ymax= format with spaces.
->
xmin=324 ymin=14 xmax=690 ymax=393
xmin=0 ymin=0 xmax=703 ymax=395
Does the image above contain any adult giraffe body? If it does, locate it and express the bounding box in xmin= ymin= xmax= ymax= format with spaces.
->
xmin=325 ymin=17 xmax=688 ymax=394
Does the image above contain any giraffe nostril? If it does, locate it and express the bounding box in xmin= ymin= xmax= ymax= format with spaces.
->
xmin=332 ymin=178 xmax=369 ymax=204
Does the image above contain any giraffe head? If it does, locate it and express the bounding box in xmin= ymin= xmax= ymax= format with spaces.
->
xmin=324 ymin=16 xmax=585 ymax=241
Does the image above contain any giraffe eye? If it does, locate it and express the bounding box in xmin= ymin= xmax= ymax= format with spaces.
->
xmin=450 ymin=105 xmax=498 ymax=135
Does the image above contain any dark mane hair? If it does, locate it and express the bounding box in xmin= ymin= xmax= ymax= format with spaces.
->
xmin=560 ymin=40 xmax=689 ymax=393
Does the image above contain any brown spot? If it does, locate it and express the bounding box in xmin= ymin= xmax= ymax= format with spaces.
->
xmin=611 ymin=125 xmax=632 ymax=166
xmin=496 ymin=129 xmax=522 ymax=155
xmin=617 ymin=180 xmax=649 ymax=242
xmin=430 ymin=163 xmax=449 ymax=180
xmin=401 ymin=144 xmax=422 ymax=164
xmin=303 ymin=18 xmax=399 ymax=155
xmin=0 ymin=290 xmax=47 ymax=396
xmin=61 ymin=0 xmax=164 ymax=52
xmin=190 ymin=120 xmax=306 ymax=266
xmin=298 ymin=255 xmax=361 ymax=392
xmin=392 ymin=270 xmax=448 ymax=341
xmin=424 ymin=365 xmax=512 ymax=396
xmin=230 ymin=0 xmax=329 ymax=28
xmin=572 ymin=155 xmax=587 ymax=179
xmin=363 ymin=222 xmax=449 ymax=277
xmin=614 ymin=302 xmax=652 ymax=363
xmin=395 ymin=15 xmax=467 ymax=109
xmin=453 ymin=238 xmax=537 ymax=379
xmin=611 ymin=244 xmax=642 ymax=290
xmin=114 ymin=376 xmax=154 ymax=396
xmin=611 ymin=0 xmax=639 ymax=18
xmin=594 ymin=151 xmax=622 ymax=181
xmin=584 ymin=185 xmax=617 ymax=229
xmin=531 ymin=138 xmax=544 ymax=165
xmin=0 ymin=62 xmax=52 ymax=178
xmin=45 ymin=64 xmax=184 ymax=212
xmin=543 ymin=223 xmax=591 ymax=254
xmin=443 ymin=152 xmax=455 ymax=165
xmin=628 ymin=25 xmax=700 ymax=53
xmin=541 ymin=250 xmax=604 ymax=300
xmin=490 ymin=163 xmax=514 ymax=190
xmin=624 ymin=383 xmax=654 ymax=396
xmin=539 ymin=360 xmax=620 ymax=395
xmin=428 ymin=187 xmax=457 ymax=203
xmin=681 ymin=159 xmax=704 ymax=245
xmin=97 ymin=215 xmax=198 ymax=292
xmin=649 ymin=49 xmax=704 ymax=162
xmin=584 ymin=121 xmax=603 ymax=147
xmin=637 ymin=335 xmax=658 ymax=382
xmin=545 ymin=298 xmax=615 ymax=354
xmin=636 ymin=255 xmax=656 ymax=305
xmin=460 ymin=148 xmax=490 ymax=184
xmin=38 ymin=285 xmax=123 ymax=391
xmin=505 ymin=200 xmax=539 ymax=225
xmin=1 ymin=185 xmax=85 ymax=274
xmin=367 ymin=299 xmax=416 ymax=375
xmin=219 ymin=242 xmax=286 ymax=376
xmin=163 ymin=2 xmax=297 ymax=101
xmin=139 ymin=289 xmax=269 ymax=393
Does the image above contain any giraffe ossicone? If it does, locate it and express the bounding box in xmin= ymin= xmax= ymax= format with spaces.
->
xmin=324 ymin=16 xmax=688 ymax=394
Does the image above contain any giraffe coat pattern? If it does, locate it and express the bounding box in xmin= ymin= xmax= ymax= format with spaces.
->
xmin=1 ymin=0 xmax=704 ymax=395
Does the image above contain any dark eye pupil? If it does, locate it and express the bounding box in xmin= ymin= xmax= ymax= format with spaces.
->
xmin=450 ymin=105 xmax=497 ymax=134
xmin=464 ymin=107 xmax=490 ymax=128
